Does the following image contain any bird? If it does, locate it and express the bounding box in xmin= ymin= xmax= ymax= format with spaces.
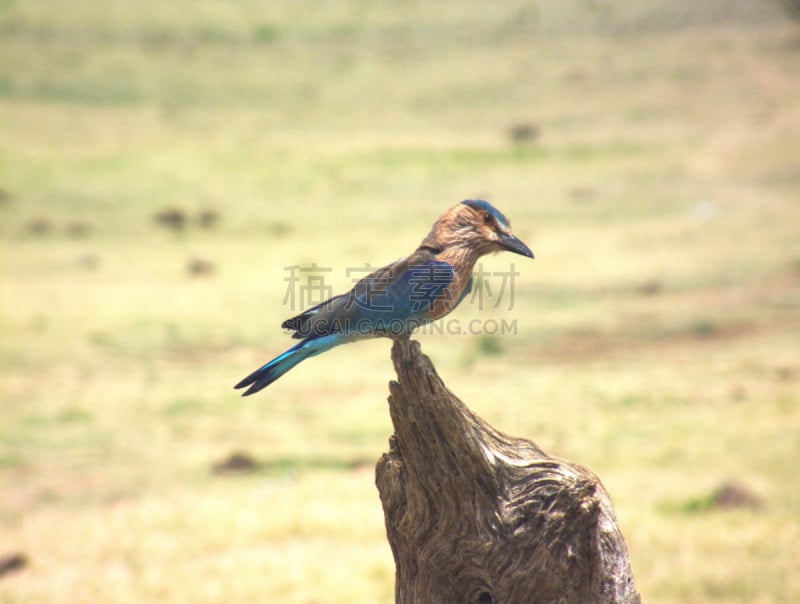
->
xmin=234 ymin=199 xmax=533 ymax=396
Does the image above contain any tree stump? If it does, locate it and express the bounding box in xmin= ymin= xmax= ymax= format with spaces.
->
xmin=375 ymin=339 xmax=640 ymax=604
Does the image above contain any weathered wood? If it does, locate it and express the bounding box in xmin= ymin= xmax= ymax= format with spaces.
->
xmin=376 ymin=339 xmax=640 ymax=604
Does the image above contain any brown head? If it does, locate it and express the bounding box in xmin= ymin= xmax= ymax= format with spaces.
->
xmin=421 ymin=199 xmax=534 ymax=259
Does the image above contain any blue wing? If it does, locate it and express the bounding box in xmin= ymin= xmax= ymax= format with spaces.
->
xmin=347 ymin=260 xmax=455 ymax=335
xmin=236 ymin=260 xmax=456 ymax=394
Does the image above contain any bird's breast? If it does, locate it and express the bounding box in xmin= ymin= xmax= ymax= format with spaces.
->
xmin=427 ymin=250 xmax=477 ymax=321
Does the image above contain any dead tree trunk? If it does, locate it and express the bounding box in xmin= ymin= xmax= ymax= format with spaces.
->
xmin=375 ymin=339 xmax=640 ymax=604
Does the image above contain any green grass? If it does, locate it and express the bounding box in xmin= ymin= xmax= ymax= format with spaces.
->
xmin=2 ymin=1 xmax=800 ymax=602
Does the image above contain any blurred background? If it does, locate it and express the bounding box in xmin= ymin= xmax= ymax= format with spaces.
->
xmin=1 ymin=1 xmax=799 ymax=602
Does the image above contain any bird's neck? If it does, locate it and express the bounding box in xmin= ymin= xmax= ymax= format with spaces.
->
xmin=419 ymin=233 xmax=484 ymax=274
xmin=419 ymin=218 xmax=488 ymax=273
xmin=436 ymin=244 xmax=484 ymax=275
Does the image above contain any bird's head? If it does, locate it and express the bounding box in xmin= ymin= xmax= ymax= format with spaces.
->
xmin=424 ymin=199 xmax=534 ymax=259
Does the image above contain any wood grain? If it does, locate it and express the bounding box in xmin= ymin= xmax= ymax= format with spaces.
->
xmin=376 ymin=339 xmax=640 ymax=604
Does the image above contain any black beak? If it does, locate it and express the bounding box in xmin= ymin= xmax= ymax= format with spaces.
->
xmin=500 ymin=233 xmax=534 ymax=258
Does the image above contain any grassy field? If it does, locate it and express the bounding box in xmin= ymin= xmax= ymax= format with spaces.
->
xmin=2 ymin=1 xmax=800 ymax=602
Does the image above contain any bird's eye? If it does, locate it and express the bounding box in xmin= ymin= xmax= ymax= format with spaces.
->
xmin=483 ymin=212 xmax=492 ymax=225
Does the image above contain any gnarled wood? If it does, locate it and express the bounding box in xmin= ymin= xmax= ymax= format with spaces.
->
xmin=376 ymin=339 xmax=640 ymax=604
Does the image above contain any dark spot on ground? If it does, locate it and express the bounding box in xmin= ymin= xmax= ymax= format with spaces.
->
xmin=212 ymin=451 xmax=258 ymax=475
xmin=154 ymin=208 xmax=188 ymax=231
xmin=197 ymin=209 xmax=220 ymax=229
xmin=188 ymin=257 xmax=215 ymax=277
xmin=710 ymin=481 xmax=763 ymax=510
xmin=24 ymin=217 xmax=53 ymax=236
xmin=0 ymin=553 xmax=28 ymax=578
xmin=508 ymin=122 xmax=540 ymax=144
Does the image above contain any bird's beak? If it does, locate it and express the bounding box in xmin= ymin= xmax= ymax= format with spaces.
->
xmin=499 ymin=233 xmax=534 ymax=258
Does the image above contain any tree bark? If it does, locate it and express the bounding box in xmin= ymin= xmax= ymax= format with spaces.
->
xmin=375 ymin=339 xmax=640 ymax=604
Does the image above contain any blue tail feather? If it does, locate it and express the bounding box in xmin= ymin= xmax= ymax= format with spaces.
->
xmin=234 ymin=334 xmax=343 ymax=396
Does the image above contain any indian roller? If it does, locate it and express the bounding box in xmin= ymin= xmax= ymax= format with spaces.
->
xmin=235 ymin=199 xmax=533 ymax=396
